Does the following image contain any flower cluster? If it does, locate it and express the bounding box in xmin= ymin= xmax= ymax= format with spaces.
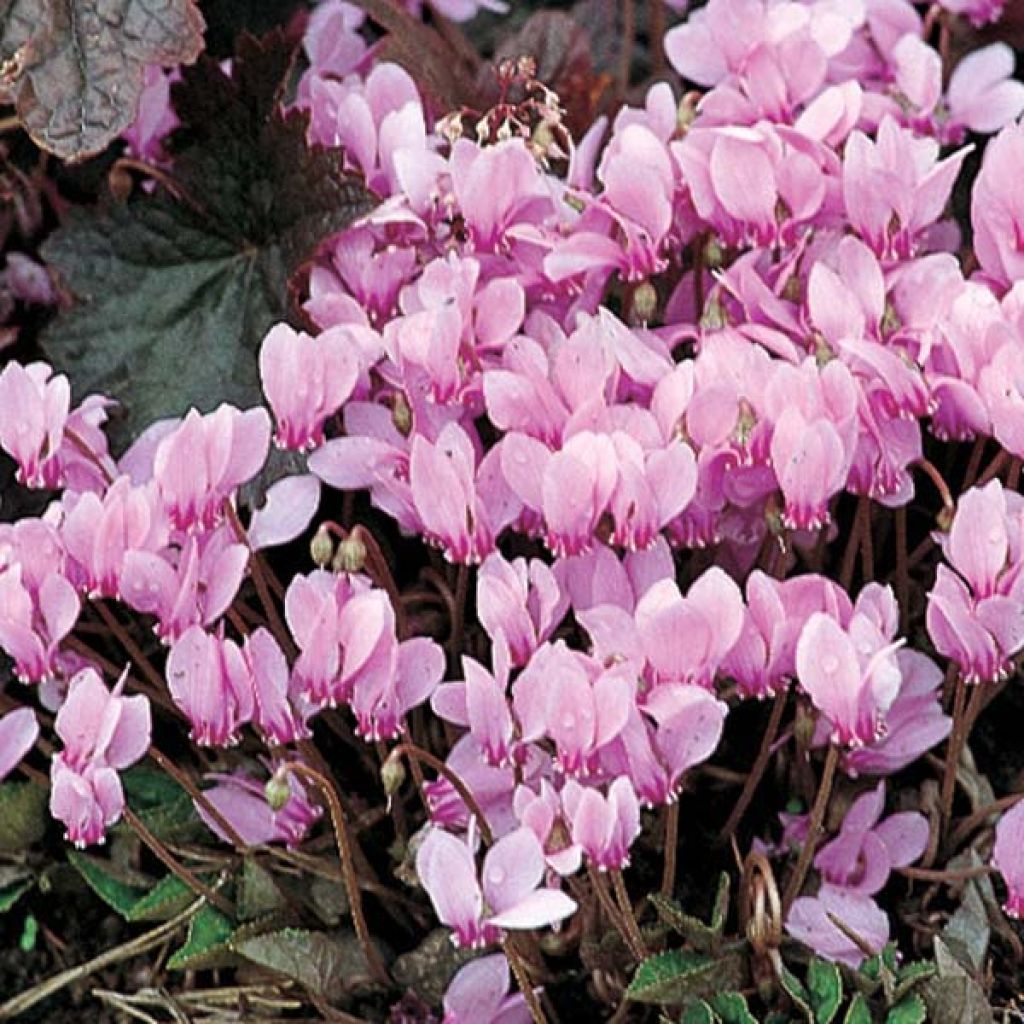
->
xmin=3 ymin=0 xmax=1024 ymax=1016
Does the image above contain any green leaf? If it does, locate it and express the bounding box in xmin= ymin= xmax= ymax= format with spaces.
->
xmin=648 ymin=873 xmax=730 ymax=953
xmin=166 ymin=904 xmax=235 ymax=970
xmin=680 ymin=1001 xmax=719 ymax=1024
xmin=127 ymin=873 xmax=201 ymax=922
xmin=942 ymin=876 xmax=990 ymax=974
xmin=390 ymin=928 xmax=475 ymax=1005
xmin=886 ymin=994 xmax=927 ymax=1024
xmin=0 ymin=0 xmax=205 ymax=162
xmin=777 ymin=961 xmax=814 ymax=1023
xmin=893 ymin=961 xmax=936 ymax=1003
xmin=627 ymin=949 xmax=746 ymax=1006
xmin=0 ymin=878 xmax=32 ymax=914
xmin=0 ymin=782 xmax=48 ymax=851
xmin=238 ymin=858 xmax=285 ymax=922
xmin=844 ymin=994 xmax=872 ymax=1024
xmin=67 ymin=850 xmax=149 ymax=918
xmin=807 ymin=957 xmax=843 ymax=1024
xmin=41 ymin=31 xmax=376 ymax=450
xmin=232 ymin=928 xmax=375 ymax=1000
xmin=921 ymin=938 xmax=994 ymax=1024
xmin=710 ymin=872 xmax=731 ymax=933
xmin=120 ymin=767 xmax=202 ymax=842
xmin=708 ymin=991 xmax=758 ymax=1024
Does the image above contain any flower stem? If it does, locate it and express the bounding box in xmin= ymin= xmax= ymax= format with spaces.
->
xmin=611 ymin=869 xmax=647 ymax=958
xmin=587 ymin=866 xmax=643 ymax=960
xmin=285 ymin=762 xmax=389 ymax=985
xmin=782 ymin=744 xmax=839 ymax=913
xmin=503 ymin=937 xmax=548 ymax=1024
xmin=940 ymin=674 xmax=968 ymax=822
xmin=660 ymin=801 xmax=679 ymax=898
xmin=719 ymin=691 xmax=787 ymax=844
xmin=387 ymin=741 xmax=493 ymax=845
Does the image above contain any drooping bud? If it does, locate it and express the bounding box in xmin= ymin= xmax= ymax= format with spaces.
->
xmin=265 ymin=765 xmax=291 ymax=812
xmin=392 ymin=393 xmax=412 ymax=437
xmin=333 ymin=533 xmax=367 ymax=574
xmin=381 ymin=749 xmax=406 ymax=799
xmin=632 ymin=281 xmax=658 ymax=323
xmin=310 ymin=525 xmax=334 ymax=568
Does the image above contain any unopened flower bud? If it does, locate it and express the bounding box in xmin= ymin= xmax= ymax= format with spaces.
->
xmin=381 ymin=750 xmax=406 ymax=799
xmin=310 ymin=525 xmax=334 ymax=567
xmin=265 ymin=766 xmax=291 ymax=812
xmin=392 ymin=393 xmax=412 ymax=437
xmin=703 ymin=236 xmax=725 ymax=269
xmin=333 ymin=533 xmax=367 ymax=574
xmin=632 ymin=281 xmax=658 ymax=323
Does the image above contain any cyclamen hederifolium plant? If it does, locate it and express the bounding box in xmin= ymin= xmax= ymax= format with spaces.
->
xmin=4 ymin=0 xmax=1024 ymax=1020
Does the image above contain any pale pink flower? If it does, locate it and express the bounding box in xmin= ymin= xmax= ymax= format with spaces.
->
xmin=993 ymin=799 xmax=1024 ymax=918
xmin=560 ymin=777 xmax=641 ymax=871
xmin=152 ymin=405 xmax=270 ymax=533
xmin=442 ymin=954 xmax=531 ymax=1024
xmin=259 ymin=323 xmax=359 ymax=451
xmin=416 ymin=823 xmax=577 ymax=948
xmin=49 ymin=667 xmax=151 ymax=846
xmin=0 ymin=361 xmax=70 ymax=489
xmin=0 ymin=707 xmax=38 ymax=781
xmin=0 ymin=565 xmax=80 ymax=683
xmin=165 ymin=626 xmax=254 ymax=747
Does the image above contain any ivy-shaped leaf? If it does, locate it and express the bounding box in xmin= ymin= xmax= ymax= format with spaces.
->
xmin=41 ymin=31 xmax=376 ymax=450
xmin=807 ymin=957 xmax=843 ymax=1024
xmin=67 ymin=849 xmax=150 ymax=918
xmin=886 ymin=994 xmax=927 ymax=1024
xmin=0 ymin=0 xmax=205 ymax=161
xmin=127 ymin=873 xmax=204 ymax=923
xmin=166 ymin=904 xmax=235 ymax=970
xmin=708 ymin=991 xmax=759 ymax=1024
xmin=777 ymin=961 xmax=814 ymax=1023
xmin=892 ymin=961 xmax=936 ymax=1003
xmin=627 ymin=948 xmax=746 ymax=1006
xmin=844 ymin=994 xmax=872 ymax=1024
xmin=680 ymin=1001 xmax=720 ymax=1024
xmin=649 ymin=873 xmax=730 ymax=953
xmin=238 ymin=857 xmax=286 ymax=922
xmin=232 ymin=928 xmax=375 ymax=1001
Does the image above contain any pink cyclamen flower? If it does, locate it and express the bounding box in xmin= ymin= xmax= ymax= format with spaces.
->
xmin=165 ymin=626 xmax=254 ymax=746
xmin=0 ymin=565 xmax=80 ymax=683
xmin=971 ymin=120 xmax=1024 ymax=290
xmin=61 ymin=476 xmax=161 ymax=599
xmin=560 ymin=777 xmax=641 ymax=871
xmin=796 ymin=586 xmax=904 ymax=747
xmin=813 ymin=782 xmax=928 ymax=895
xmin=49 ymin=667 xmax=151 ymax=846
xmin=0 ymin=361 xmax=70 ymax=489
xmin=244 ymin=627 xmax=311 ymax=747
xmin=196 ymin=768 xmax=322 ymax=848
xmin=442 ymin=953 xmax=531 ymax=1024
xmin=259 ymin=323 xmax=359 ymax=451
xmin=926 ymin=481 xmax=1024 ymax=683
xmin=152 ymin=404 xmax=270 ymax=532
xmin=0 ymin=707 xmax=38 ymax=781
xmin=993 ymin=799 xmax=1024 ymax=918
xmin=786 ymin=884 xmax=890 ymax=968
xmin=476 ymin=552 xmax=567 ymax=668
xmin=416 ymin=823 xmax=577 ymax=948
xmin=635 ymin=567 xmax=745 ymax=688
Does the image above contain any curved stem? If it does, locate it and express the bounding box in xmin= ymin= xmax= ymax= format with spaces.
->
xmin=587 ymin=865 xmax=642 ymax=960
xmin=388 ymin=741 xmax=493 ymax=845
xmin=941 ymin=675 xmax=968 ymax=823
xmin=782 ymin=745 xmax=839 ymax=913
xmin=285 ymin=762 xmax=389 ymax=985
